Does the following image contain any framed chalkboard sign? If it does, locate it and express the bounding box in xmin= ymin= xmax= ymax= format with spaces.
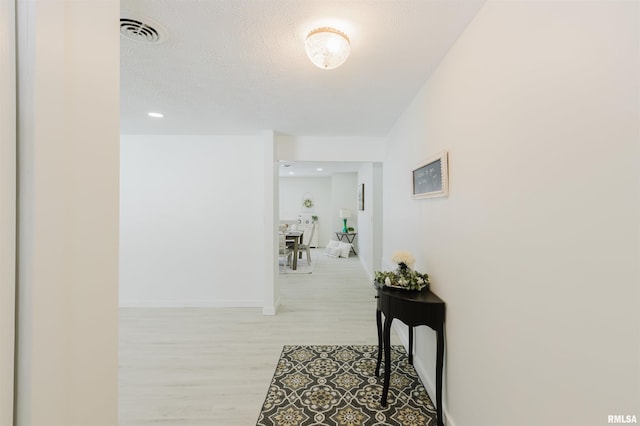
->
xmin=412 ymin=151 xmax=449 ymax=199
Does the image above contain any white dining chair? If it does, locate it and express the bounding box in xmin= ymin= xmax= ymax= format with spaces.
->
xmin=297 ymin=222 xmax=316 ymax=265
xmin=278 ymin=233 xmax=292 ymax=268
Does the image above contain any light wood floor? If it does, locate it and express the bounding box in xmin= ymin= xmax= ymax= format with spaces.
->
xmin=119 ymin=249 xmax=400 ymax=425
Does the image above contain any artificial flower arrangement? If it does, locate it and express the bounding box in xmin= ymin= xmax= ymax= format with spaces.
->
xmin=374 ymin=250 xmax=430 ymax=291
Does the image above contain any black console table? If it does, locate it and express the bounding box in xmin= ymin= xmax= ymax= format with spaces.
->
xmin=374 ymin=285 xmax=445 ymax=426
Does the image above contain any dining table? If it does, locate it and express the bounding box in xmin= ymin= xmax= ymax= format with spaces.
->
xmin=284 ymin=231 xmax=304 ymax=270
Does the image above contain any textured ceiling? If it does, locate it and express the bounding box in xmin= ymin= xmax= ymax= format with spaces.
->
xmin=120 ymin=0 xmax=485 ymax=136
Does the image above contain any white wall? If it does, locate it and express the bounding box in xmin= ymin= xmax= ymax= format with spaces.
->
xmin=279 ymin=176 xmax=332 ymax=246
xmin=16 ymin=0 xmax=120 ymax=424
xmin=0 ymin=0 xmax=16 ymax=422
xmin=383 ymin=2 xmax=639 ymax=425
xmin=120 ymin=134 xmax=267 ymax=307
xmin=277 ymin=135 xmax=386 ymax=162
xmin=262 ymin=131 xmax=279 ymax=315
xmin=356 ymin=163 xmax=383 ymax=278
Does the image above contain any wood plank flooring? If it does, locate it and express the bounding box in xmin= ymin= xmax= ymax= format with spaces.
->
xmin=119 ymin=250 xmax=400 ymax=425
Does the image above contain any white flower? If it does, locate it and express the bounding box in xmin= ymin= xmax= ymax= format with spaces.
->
xmin=391 ymin=250 xmax=415 ymax=268
xmin=384 ymin=277 xmax=391 ymax=285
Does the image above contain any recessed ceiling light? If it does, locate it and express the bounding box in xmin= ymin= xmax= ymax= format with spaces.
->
xmin=316 ymin=168 xmax=323 ymax=171
xmin=148 ymin=112 xmax=164 ymax=118
xmin=288 ymin=172 xmax=295 ymax=175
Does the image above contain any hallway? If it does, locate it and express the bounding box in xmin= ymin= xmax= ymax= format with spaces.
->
xmin=119 ymin=250 xmax=398 ymax=425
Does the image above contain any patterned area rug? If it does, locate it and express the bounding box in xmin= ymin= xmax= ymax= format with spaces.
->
xmin=256 ymin=345 xmax=437 ymax=426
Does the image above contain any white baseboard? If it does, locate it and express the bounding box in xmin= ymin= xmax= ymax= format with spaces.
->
xmin=445 ymin=412 xmax=457 ymax=426
xmin=262 ymin=297 xmax=281 ymax=316
xmin=392 ymin=322 xmax=455 ymax=426
xmin=411 ymin=353 xmax=437 ymax=407
xmin=119 ymin=299 xmax=264 ymax=308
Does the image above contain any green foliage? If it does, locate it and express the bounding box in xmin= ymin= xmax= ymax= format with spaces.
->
xmin=374 ymin=263 xmax=429 ymax=291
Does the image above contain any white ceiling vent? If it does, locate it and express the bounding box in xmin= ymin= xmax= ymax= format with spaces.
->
xmin=120 ymin=18 xmax=166 ymax=43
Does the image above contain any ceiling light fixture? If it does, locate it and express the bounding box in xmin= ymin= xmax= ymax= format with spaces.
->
xmin=305 ymin=27 xmax=351 ymax=70
xmin=148 ymin=112 xmax=164 ymax=118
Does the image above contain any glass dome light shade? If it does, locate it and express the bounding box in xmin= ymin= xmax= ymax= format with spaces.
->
xmin=305 ymin=27 xmax=351 ymax=70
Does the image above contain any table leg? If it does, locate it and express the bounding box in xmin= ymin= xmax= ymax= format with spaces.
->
xmin=375 ymin=309 xmax=382 ymax=376
xmin=292 ymin=239 xmax=298 ymax=270
xmin=380 ymin=316 xmax=392 ymax=407
xmin=335 ymin=233 xmax=358 ymax=255
xmin=346 ymin=234 xmax=357 ymax=255
xmin=408 ymin=326 xmax=413 ymax=365
xmin=298 ymin=235 xmax=303 ymax=259
xmin=435 ymin=325 xmax=444 ymax=426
